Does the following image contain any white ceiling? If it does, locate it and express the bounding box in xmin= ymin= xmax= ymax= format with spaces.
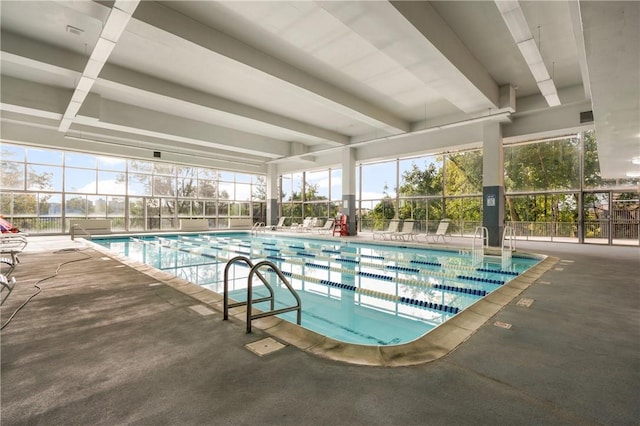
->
xmin=1 ymin=1 xmax=638 ymax=178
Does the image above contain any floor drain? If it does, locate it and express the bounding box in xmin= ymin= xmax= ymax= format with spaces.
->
xmin=189 ymin=305 xmax=215 ymax=316
xmin=494 ymin=321 xmax=512 ymax=329
xmin=245 ymin=337 xmax=286 ymax=356
xmin=516 ymin=298 xmax=534 ymax=307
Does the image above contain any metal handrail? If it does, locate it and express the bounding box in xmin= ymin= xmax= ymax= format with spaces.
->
xmin=246 ymin=260 xmax=302 ymax=334
xmin=471 ymin=226 xmax=488 ymax=266
xmin=502 ymin=226 xmax=516 ymax=251
xmin=501 ymin=226 xmax=516 ymax=269
xmin=70 ymin=224 xmax=92 ymax=240
xmin=223 ymin=256 xmax=275 ymax=321
xmin=250 ymin=222 xmax=266 ymax=235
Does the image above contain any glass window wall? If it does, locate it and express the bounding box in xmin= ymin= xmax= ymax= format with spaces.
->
xmin=0 ymin=142 xmax=266 ymax=234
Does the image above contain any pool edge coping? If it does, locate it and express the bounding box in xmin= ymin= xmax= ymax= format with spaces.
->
xmin=84 ymin=237 xmax=559 ymax=367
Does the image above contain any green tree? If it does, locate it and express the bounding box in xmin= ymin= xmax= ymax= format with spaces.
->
xmin=252 ymin=176 xmax=266 ymax=201
xmin=397 ymin=161 xmax=443 ymax=222
xmin=446 ymin=151 xmax=483 ymax=195
xmin=369 ymin=183 xmax=396 ymax=229
xmin=504 ymin=137 xmax=580 ymax=222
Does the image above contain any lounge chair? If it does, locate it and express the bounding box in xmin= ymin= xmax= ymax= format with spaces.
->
xmin=296 ymin=217 xmax=315 ymax=232
xmin=314 ymin=218 xmax=335 ymax=234
xmin=1 ymin=273 xmax=17 ymax=305
xmin=275 ymin=217 xmax=288 ymax=230
xmin=393 ymin=220 xmax=416 ymax=241
xmin=425 ymin=219 xmax=451 ymax=243
xmin=1 ymin=255 xmax=18 ymax=277
xmin=0 ymin=233 xmax=28 ymax=266
xmin=373 ymin=219 xmax=401 ymax=240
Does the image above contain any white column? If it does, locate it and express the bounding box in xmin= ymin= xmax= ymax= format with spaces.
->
xmin=266 ymin=163 xmax=279 ymax=226
xmin=341 ymin=147 xmax=357 ymax=235
xmin=482 ymin=122 xmax=504 ymax=246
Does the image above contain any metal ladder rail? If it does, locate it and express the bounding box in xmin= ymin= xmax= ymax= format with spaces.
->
xmin=70 ymin=224 xmax=92 ymax=240
xmin=472 ymin=226 xmax=488 ymax=266
xmin=501 ymin=226 xmax=516 ymax=268
xmin=223 ymin=256 xmax=275 ymax=321
xmin=246 ymin=260 xmax=302 ymax=334
xmin=502 ymin=226 xmax=516 ymax=252
xmin=250 ymin=222 xmax=266 ymax=236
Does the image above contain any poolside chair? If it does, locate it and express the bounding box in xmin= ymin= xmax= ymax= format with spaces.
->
xmin=373 ymin=219 xmax=401 ymax=240
xmin=0 ymin=233 xmax=28 ymax=266
xmin=296 ymin=217 xmax=315 ymax=232
xmin=393 ymin=220 xmax=416 ymax=241
xmin=426 ymin=219 xmax=451 ymax=243
xmin=315 ymin=218 xmax=335 ymax=234
xmin=275 ymin=217 xmax=288 ymax=230
xmin=1 ymin=273 xmax=17 ymax=305
xmin=1 ymin=255 xmax=18 ymax=277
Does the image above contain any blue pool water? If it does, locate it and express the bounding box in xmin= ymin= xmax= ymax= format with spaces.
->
xmin=93 ymin=232 xmax=539 ymax=346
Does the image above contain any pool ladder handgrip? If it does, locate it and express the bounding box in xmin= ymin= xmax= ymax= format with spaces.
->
xmin=246 ymin=260 xmax=302 ymax=334
xmin=223 ymin=256 xmax=274 ymax=320
xmin=223 ymin=256 xmax=302 ymax=333
xmin=70 ymin=224 xmax=92 ymax=240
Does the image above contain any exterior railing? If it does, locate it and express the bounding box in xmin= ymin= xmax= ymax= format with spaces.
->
xmin=6 ymin=215 xmax=639 ymax=245
xmin=1 ymin=215 xmax=258 ymax=234
xmin=361 ymin=218 xmax=638 ymax=245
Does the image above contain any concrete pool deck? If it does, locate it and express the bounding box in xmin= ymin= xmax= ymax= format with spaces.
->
xmin=2 ymin=233 xmax=639 ymax=424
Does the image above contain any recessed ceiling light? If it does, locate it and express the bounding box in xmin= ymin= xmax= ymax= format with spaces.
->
xmin=632 ymin=157 xmax=640 ymax=165
xmin=626 ymin=171 xmax=640 ymax=178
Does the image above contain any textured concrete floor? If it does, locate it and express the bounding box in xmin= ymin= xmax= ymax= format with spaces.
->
xmin=1 ymin=236 xmax=638 ymax=425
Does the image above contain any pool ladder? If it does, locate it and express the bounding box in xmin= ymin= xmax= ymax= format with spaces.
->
xmin=70 ymin=224 xmax=92 ymax=240
xmin=223 ymin=256 xmax=302 ymax=333
xmin=250 ymin=222 xmax=267 ymax=235
xmin=472 ymin=226 xmax=488 ymax=267
xmin=501 ymin=226 xmax=516 ymax=269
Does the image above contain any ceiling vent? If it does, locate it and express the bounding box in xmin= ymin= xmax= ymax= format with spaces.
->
xmin=66 ymin=25 xmax=84 ymax=36
xmin=580 ymin=111 xmax=594 ymax=123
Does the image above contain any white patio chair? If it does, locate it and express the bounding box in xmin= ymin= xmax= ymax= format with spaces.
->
xmin=425 ymin=219 xmax=451 ymax=243
xmin=373 ymin=220 xmax=401 ymax=240
xmin=393 ymin=220 xmax=416 ymax=241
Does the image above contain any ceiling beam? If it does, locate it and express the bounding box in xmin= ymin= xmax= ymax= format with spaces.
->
xmin=579 ymin=1 xmax=640 ymax=178
xmin=0 ymin=118 xmax=266 ymax=173
xmin=59 ymin=0 xmax=140 ymax=132
xmin=1 ymin=31 xmax=349 ymax=147
xmin=75 ymin=99 xmax=291 ymax=159
xmin=385 ymin=1 xmax=499 ymax=113
xmin=131 ymin=1 xmax=410 ymax=133
xmin=97 ymin=65 xmax=350 ymax=146
xmin=567 ymin=0 xmax=592 ymax=101
xmin=0 ymin=74 xmax=292 ymax=159
xmin=494 ymin=0 xmax=561 ymax=107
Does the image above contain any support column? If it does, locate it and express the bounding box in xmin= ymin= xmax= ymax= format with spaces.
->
xmin=342 ymin=147 xmax=357 ymax=235
xmin=482 ymin=122 xmax=504 ymax=247
xmin=266 ymin=164 xmax=279 ymax=227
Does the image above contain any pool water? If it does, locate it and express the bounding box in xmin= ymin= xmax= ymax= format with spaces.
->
xmin=94 ymin=233 xmax=539 ymax=346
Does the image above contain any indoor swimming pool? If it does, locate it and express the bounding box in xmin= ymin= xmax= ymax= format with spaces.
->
xmin=93 ymin=232 xmax=541 ymax=346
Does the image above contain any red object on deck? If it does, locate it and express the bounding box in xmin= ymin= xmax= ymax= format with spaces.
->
xmin=333 ymin=215 xmax=349 ymax=236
